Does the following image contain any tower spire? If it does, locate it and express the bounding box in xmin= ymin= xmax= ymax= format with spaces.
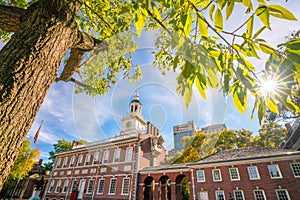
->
xmin=134 ymin=83 xmax=139 ymax=100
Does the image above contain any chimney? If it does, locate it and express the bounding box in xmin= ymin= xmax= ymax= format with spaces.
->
xmin=220 ymin=146 xmax=227 ymax=151
xmin=285 ymin=123 xmax=291 ymax=131
xmin=246 ymin=142 xmax=253 ymax=148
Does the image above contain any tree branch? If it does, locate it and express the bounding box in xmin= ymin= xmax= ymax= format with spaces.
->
xmin=69 ymin=78 xmax=96 ymax=92
xmin=0 ymin=4 xmax=26 ymax=32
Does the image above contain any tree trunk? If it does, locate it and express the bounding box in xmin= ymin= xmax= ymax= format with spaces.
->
xmin=0 ymin=0 xmax=82 ymax=188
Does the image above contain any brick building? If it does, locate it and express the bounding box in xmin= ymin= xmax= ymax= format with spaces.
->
xmin=44 ymin=91 xmax=166 ymax=200
xmin=138 ymin=146 xmax=300 ymax=200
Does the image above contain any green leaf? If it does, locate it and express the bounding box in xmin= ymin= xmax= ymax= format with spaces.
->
xmin=232 ymin=88 xmax=247 ymax=114
xmin=195 ymin=75 xmax=206 ymax=99
xmin=253 ymin=26 xmax=266 ymax=39
xmin=135 ymin=12 xmax=146 ymax=37
xmin=209 ymin=4 xmax=215 ymax=21
xmin=268 ymin=4 xmax=297 ymax=21
xmin=226 ymin=2 xmax=234 ymax=20
xmin=266 ymin=98 xmax=279 ymax=114
xmin=214 ymin=8 xmax=223 ymax=33
xmin=259 ymin=42 xmax=274 ymax=54
xmin=197 ymin=13 xmax=208 ymax=37
xmin=246 ymin=16 xmax=254 ymax=38
xmin=255 ymin=5 xmax=270 ymax=29
xmin=184 ymin=87 xmax=192 ymax=107
xmin=256 ymin=0 xmax=266 ymax=4
xmin=242 ymin=0 xmax=253 ymax=10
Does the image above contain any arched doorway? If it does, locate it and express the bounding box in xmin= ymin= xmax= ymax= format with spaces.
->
xmin=144 ymin=176 xmax=154 ymax=200
xmin=176 ymin=174 xmax=190 ymax=200
xmin=159 ymin=175 xmax=171 ymax=200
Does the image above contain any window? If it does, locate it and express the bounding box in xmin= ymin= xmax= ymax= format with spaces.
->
xmin=62 ymin=157 xmax=68 ymax=168
xmin=69 ymin=156 xmax=75 ymax=167
xmin=93 ymin=152 xmax=99 ymax=164
xmin=247 ymin=166 xmax=260 ymax=180
xmin=85 ymin=154 xmax=91 ymax=165
xmin=56 ymin=158 xmax=61 ymax=168
xmin=103 ymin=151 xmax=109 ymax=163
xmin=100 ymin=167 xmax=107 ymax=172
xmin=48 ymin=180 xmax=54 ymax=192
xmin=112 ymin=166 xmax=119 ymax=172
xmin=97 ymin=179 xmax=105 ymax=194
xmin=234 ymin=190 xmax=244 ymax=200
xmin=55 ymin=180 xmax=61 ymax=193
xmin=124 ymin=165 xmax=131 ymax=171
xmin=215 ymin=190 xmax=225 ymax=200
xmin=290 ymin=163 xmax=300 ymax=177
xmin=77 ymin=155 xmax=83 ymax=166
xmin=114 ymin=149 xmax=121 ymax=162
xmin=276 ymin=189 xmax=290 ymax=200
xmin=268 ymin=164 xmax=282 ymax=178
xmin=229 ymin=168 xmax=240 ymax=181
xmin=197 ymin=170 xmax=205 ymax=182
xmin=87 ymin=180 xmax=94 ymax=194
xmin=212 ymin=169 xmax=222 ymax=181
xmin=109 ymin=178 xmax=117 ymax=194
xmin=125 ymin=147 xmax=133 ymax=162
xmin=254 ymin=190 xmax=266 ymax=200
xmin=62 ymin=180 xmax=69 ymax=193
xmin=71 ymin=180 xmax=78 ymax=192
xmin=199 ymin=191 xmax=209 ymax=200
xmin=122 ymin=178 xmax=130 ymax=195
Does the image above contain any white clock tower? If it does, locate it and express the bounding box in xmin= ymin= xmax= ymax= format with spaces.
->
xmin=121 ymin=89 xmax=147 ymax=134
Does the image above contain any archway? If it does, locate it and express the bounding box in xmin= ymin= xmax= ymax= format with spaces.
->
xmin=144 ymin=176 xmax=154 ymax=200
xmin=176 ymin=174 xmax=190 ymax=200
xmin=159 ymin=175 xmax=171 ymax=200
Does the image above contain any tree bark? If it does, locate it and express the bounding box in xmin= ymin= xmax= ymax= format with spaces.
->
xmin=0 ymin=0 xmax=86 ymax=188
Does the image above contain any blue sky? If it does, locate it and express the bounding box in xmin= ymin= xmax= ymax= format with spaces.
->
xmin=20 ymin=0 xmax=300 ymax=162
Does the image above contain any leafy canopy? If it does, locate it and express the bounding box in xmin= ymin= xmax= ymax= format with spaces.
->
xmin=1 ymin=0 xmax=300 ymax=123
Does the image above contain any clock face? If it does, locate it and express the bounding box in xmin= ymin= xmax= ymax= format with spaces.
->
xmin=126 ymin=121 xmax=132 ymax=128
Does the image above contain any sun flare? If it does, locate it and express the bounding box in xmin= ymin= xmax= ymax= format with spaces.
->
xmin=260 ymin=78 xmax=278 ymax=97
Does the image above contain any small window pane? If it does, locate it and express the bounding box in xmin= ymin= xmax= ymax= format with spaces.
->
xmin=248 ymin=166 xmax=260 ymax=180
xmin=122 ymin=178 xmax=130 ymax=194
xmin=197 ymin=170 xmax=205 ymax=182
xmin=97 ymin=179 xmax=105 ymax=194
xmin=276 ymin=189 xmax=290 ymax=200
xmin=215 ymin=190 xmax=225 ymax=200
xmin=109 ymin=178 xmax=117 ymax=194
xmin=87 ymin=180 xmax=94 ymax=193
xmin=229 ymin=168 xmax=240 ymax=180
xmin=290 ymin=163 xmax=300 ymax=177
xmin=254 ymin=190 xmax=266 ymax=200
xmin=268 ymin=165 xmax=282 ymax=178
xmin=212 ymin=169 xmax=222 ymax=181
xmin=234 ymin=190 xmax=244 ymax=200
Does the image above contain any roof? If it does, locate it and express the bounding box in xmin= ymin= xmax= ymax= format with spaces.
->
xmin=191 ymin=147 xmax=300 ymax=165
xmin=140 ymin=163 xmax=188 ymax=172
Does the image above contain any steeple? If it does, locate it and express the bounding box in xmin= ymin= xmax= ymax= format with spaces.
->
xmin=130 ymin=86 xmax=142 ymax=114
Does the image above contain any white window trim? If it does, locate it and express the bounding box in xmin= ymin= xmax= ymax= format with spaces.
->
xmin=290 ymin=162 xmax=300 ymax=178
xmin=113 ymin=149 xmax=121 ymax=163
xmin=55 ymin=180 xmax=61 ymax=193
xmin=77 ymin=155 xmax=83 ymax=166
xmin=108 ymin=178 xmax=117 ymax=195
xmin=212 ymin=169 xmax=222 ymax=182
xmin=56 ymin=158 xmax=61 ymax=169
xmin=121 ymin=178 xmax=130 ymax=195
xmin=48 ymin=180 xmax=54 ymax=193
xmin=69 ymin=156 xmax=75 ymax=167
xmin=197 ymin=170 xmax=205 ymax=182
xmin=62 ymin=157 xmax=68 ymax=168
xmin=268 ymin=164 xmax=282 ymax=179
xmin=93 ymin=152 xmax=99 ymax=165
xmin=247 ymin=166 xmax=260 ymax=180
xmin=125 ymin=147 xmax=133 ymax=162
xmin=97 ymin=179 xmax=105 ymax=194
xmin=103 ymin=150 xmax=109 ymax=163
xmin=85 ymin=154 xmax=91 ymax=165
xmin=86 ymin=179 xmax=94 ymax=194
xmin=233 ymin=190 xmax=245 ymax=200
xmin=275 ymin=189 xmax=291 ymax=200
xmin=253 ymin=189 xmax=266 ymax=200
xmin=62 ymin=180 xmax=69 ymax=193
xmin=215 ymin=190 xmax=225 ymax=200
xmin=229 ymin=167 xmax=240 ymax=181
